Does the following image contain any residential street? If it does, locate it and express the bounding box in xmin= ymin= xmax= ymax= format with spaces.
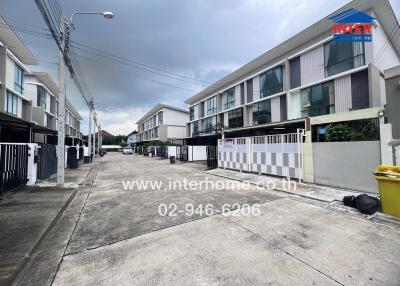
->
xmin=5 ymin=153 xmax=399 ymax=286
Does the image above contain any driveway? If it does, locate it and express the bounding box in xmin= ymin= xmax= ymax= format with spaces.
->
xmin=16 ymin=153 xmax=400 ymax=285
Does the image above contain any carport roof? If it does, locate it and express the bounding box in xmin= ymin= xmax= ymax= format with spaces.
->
xmin=0 ymin=16 xmax=38 ymax=65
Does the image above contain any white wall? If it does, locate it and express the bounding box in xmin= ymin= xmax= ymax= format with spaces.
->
xmin=164 ymin=108 xmax=189 ymax=126
xmin=167 ymin=125 xmax=187 ymax=139
xmin=300 ymin=45 xmax=325 ymax=86
xmin=5 ymin=55 xmax=15 ymax=89
xmin=313 ymin=141 xmax=380 ymax=193
xmin=188 ymin=146 xmax=207 ymax=161
xmin=288 ymin=91 xmax=301 ymax=120
xmin=271 ymin=96 xmax=281 ymax=122
xmin=372 ymin=16 xmax=400 ymax=71
xmin=253 ymin=75 xmax=260 ymax=102
xmin=334 ymin=75 xmax=352 ymax=113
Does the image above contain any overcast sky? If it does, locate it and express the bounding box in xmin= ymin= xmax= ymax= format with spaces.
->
xmin=0 ymin=0 xmax=399 ymax=135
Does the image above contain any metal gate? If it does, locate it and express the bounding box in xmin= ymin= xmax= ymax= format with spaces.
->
xmin=176 ymin=146 xmax=188 ymax=162
xmin=218 ymin=130 xmax=305 ymax=181
xmin=37 ymin=143 xmax=57 ymax=180
xmin=158 ymin=147 xmax=168 ymax=159
xmin=206 ymin=146 xmax=218 ymax=169
xmin=0 ymin=144 xmax=28 ymax=194
xmin=79 ymin=147 xmax=83 ymax=159
xmin=67 ymin=147 xmax=78 ymax=168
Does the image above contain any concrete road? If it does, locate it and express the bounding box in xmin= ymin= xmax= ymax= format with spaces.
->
xmin=17 ymin=153 xmax=400 ymax=285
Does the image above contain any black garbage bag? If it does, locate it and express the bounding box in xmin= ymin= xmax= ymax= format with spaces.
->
xmin=343 ymin=195 xmax=356 ymax=207
xmin=354 ymin=194 xmax=380 ymax=215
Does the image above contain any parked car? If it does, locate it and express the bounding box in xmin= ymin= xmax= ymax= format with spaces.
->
xmin=99 ymin=148 xmax=107 ymax=156
xmin=147 ymin=146 xmax=156 ymax=157
xmin=122 ymin=148 xmax=133 ymax=155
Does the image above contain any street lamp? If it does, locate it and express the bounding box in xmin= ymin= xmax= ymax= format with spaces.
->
xmin=69 ymin=11 xmax=114 ymax=29
xmin=56 ymin=10 xmax=114 ymax=185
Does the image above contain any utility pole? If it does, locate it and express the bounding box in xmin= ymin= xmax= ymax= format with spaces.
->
xmin=92 ymin=113 xmax=96 ymax=158
xmin=97 ymin=124 xmax=101 ymax=155
xmin=88 ymin=101 xmax=92 ymax=161
xmin=57 ymin=17 xmax=67 ymax=185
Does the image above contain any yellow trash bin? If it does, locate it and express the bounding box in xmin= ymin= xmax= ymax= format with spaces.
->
xmin=374 ymin=165 xmax=400 ymax=217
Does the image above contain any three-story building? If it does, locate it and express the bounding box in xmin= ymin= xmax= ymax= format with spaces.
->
xmin=185 ymin=0 xmax=400 ymax=144
xmin=136 ymin=103 xmax=189 ymax=144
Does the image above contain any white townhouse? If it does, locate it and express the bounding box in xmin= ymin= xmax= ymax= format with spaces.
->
xmin=136 ymin=103 xmax=189 ymax=144
xmin=0 ymin=16 xmax=37 ymax=123
xmin=65 ymin=100 xmax=83 ymax=140
xmin=0 ymin=16 xmax=83 ymax=144
xmin=127 ymin=130 xmax=138 ymax=147
xmin=184 ymin=0 xmax=400 ymax=193
xmin=24 ymin=72 xmax=59 ymax=132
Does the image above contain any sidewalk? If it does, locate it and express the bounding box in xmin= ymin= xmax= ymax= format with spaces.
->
xmin=205 ymin=168 xmax=363 ymax=203
xmin=205 ymin=168 xmax=400 ymax=227
xmin=0 ymin=161 xmax=96 ymax=286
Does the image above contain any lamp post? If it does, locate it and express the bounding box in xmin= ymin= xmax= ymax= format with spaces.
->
xmin=56 ymin=11 xmax=114 ymax=185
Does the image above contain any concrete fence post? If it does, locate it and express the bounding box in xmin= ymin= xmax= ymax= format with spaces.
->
xmin=26 ymin=143 xmax=38 ymax=186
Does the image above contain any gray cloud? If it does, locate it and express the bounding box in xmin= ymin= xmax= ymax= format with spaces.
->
xmin=1 ymin=0 xmax=399 ymax=134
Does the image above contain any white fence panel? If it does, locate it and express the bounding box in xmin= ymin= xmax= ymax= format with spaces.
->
xmin=218 ymin=131 xmax=304 ymax=180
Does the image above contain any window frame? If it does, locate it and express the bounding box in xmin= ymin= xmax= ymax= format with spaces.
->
xmin=228 ymin=108 xmax=243 ymax=128
xmin=252 ymin=99 xmax=271 ymax=126
xmin=158 ymin=111 xmax=163 ymax=125
xmin=14 ymin=65 xmax=24 ymax=94
xmin=189 ymin=107 xmax=194 ymax=121
xmin=203 ymin=116 xmax=213 ymax=131
xmin=37 ymin=85 xmax=47 ymax=110
xmin=260 ymin=66 xmax=283 ymax=98
xmin=6 ymin=91 xmax=18 ymax=116
xmin=301 ymin=81 xmax=335 ymax=117
xmin=324 ymin=41 xmax=365 ymax=77
xmin=224 ymin=88 xmax=235 ymax=110
xmin=207 ymin=96 xmax=217 ymax=115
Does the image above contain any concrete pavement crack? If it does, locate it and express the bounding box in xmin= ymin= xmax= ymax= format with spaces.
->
xmin=49 ymin=159 xmax=102 ymax=286
xmin=221 ymin=215 xmax=345 ymax=286
xmin=62 ymin=198 xmax=283 ymax=257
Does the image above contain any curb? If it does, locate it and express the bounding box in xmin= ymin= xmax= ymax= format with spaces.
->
xmin=7 ymin=162 xmax=99 ymax=286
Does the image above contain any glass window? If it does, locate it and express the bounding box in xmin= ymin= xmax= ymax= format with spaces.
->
xmin=6 ymin=91 xmax=18 ymax=115
xmin=37 ymin=86 xmax=47 ymax=109
xmin=240 ymin=82 xmax=245 ymax=105
xmin=158 ymin=112 xmax=163 ymax=125
xmin=207 ymin=96 xmax=217 ymax=115
xmin=324 ymin=41 xmax=365 ymax=77
xmin=224 ymin=88 xmax=235 ymax=110
xmin=14 ymin=65 xmax=24 ymax=94
xmin=260 ymin=66 xmax=283 ymax=98
xmin=253 ymin=100 xmax=271 ymax=125
xmin=290 ymin=57 xmax=301 ymax=89
xmin=228 ymin=108 xmax=243 ymax=128
xmin=192 ymin=121 xmax=199 ymax=136
xmin=203 ymin=117 xmax=213 ymax=131
xmin=189 ymin=107 xmax=194 ymax=121
xmin=301 ymin=81 xmax=335 ymax=117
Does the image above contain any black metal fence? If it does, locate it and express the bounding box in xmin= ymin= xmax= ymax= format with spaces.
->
xmin=156 ymin=146 xmax=168 ymax=159
xmin=206 ymin=145 xmax=218 ymax=169
xmin=0 ymin=144 xmax=28 ymax=194
xmin=176 ymin=146 xmax=188 ymax=162
xmin=37 ymin=143 xmax=57 ymax=180
xmin=67 ymin=147 xmax=78 ymax=169
xmin=79 ymin=147 xmax=83 ymax=159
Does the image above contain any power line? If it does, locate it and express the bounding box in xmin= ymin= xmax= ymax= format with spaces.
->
xmin=71 ymin=41 xmax=211 ymax=85
xmin=372 ymin=17 xmax=400 ymax=64
xmin=76 ymin=53 xmax=197 ymax=93
xmin=2 ymin=20 xmax=212 ymax=87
